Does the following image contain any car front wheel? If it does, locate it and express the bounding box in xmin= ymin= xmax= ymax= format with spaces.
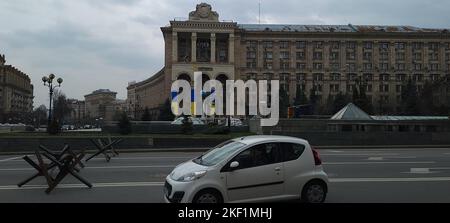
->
xmin=193 ymin=189 xmax=223 ymax=203
xmin=301 ymin=181 xmax=327 ymax=203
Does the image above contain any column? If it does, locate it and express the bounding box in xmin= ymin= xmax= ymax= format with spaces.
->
xmin=191 ymin=32 xmax=197 ymax=63
xmin=211 ymin=33 xmax=216 ymax=63
xmin=228 ymin=33 xmax=235 ymax=63
xmin=172 ymin=32 xmax=178 ymax=62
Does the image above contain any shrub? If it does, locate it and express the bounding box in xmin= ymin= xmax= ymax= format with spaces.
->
xmin=117 ymin=112 xmax=132 ymax=135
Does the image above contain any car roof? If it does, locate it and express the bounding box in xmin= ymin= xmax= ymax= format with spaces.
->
xmin=232 ymin=135 xmax=309 ymax=146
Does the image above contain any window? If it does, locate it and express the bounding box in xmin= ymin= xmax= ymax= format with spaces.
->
xmin=429 ymin=53 xmax=439 ymax=61
xmin=313 ymin=63 xmax=323 ymax=70
xmin=446 ymin=43 xmax=450 ymax=50
xmin=379 ymin=84 xmax=389 ymax=92
xmin=264 ymin=62 xmax=273 ymax=70
xmin=330 ymin=52 xmax=339 ymax=60
xmin=263 ymin=41 xmax=273 ymax=48
xmin=414 ymin=63 xmax=422 ymax=71
xmin=380 ymin=63 xmax=389 ymax=71
xmin=246 ymin=62 xmax=257 ymax=68
xmin=264 ymin=52 xmax=273 ymax=59
xmin=347 ymin=41 xmax=356 ymax=49
xmin=412 ymin=42 xmax=422 ymax=50
xmin=431 ymin=74 xmax=440 ymax=81
xmin=430 ymin=63 xmax=439 ymax=71
xmin=330 ymin=84 xmax=340 ymax=92
xmin=363 ymin=52 xmax=372 ymax=61
xmin=346 ymin=52 xmax=356 ymax=60
xmin=296 ymin=41 xmax=306 ymax=49
xmin=347 ymin=63 xmax=356 ymax=72
xmin=381 ymin=74 xmax=390 ymax=81
xmin=331 ymin=73 xmax=341 ymax=81
xmin=429 ymin=42 xmax=439 ymax=51
xmin=313 ymin=52 xmax=323 ymax=60
xmin=380 ymin=52 xmax=389 ymax=60
xmin=364 ymin=63 xmax=373 ymax=71
xmin=413 ymin=74 xmax=423 ymax=82
xmin=246 ymin=51 xmax=256 ymax=59
xmin=194 ymin=141 xmax=246 ymax=166
xmin=395 ymin=42 xmax=406 ymax=50
xmin=363 ymin=41 xmax=373 ymax=49
xmin=364 ymin=73 xmax=373 ymax=81
xmin=347 ymin=73 xmax=357 ymax=81
xmin=330 ymin=63 xmax=340 ymax=70
xmin=296 ymin=52 xmax=305 ymax=60
xmin=247 ymin=41 xmax=258 ymax=49
xmin=296 ymin=73 xmax=306 ymax=81
xmin=280 ymin=51 xmax=290 ymax=59
xmin=396 ymin=63 xmax=406 ymax=71
xmin=296 ymin=63 xmax=307 ymax=70
xmin=396 ymin=52 xmax=405 ymax=61
xmin=314 ymin=41 xmax=323 ymax=49
xmin=280 ymin=143 xmax=305 ymax=162
xmin=330 ymin=41 xmax=340 ymax=49
xmin=413 ymin=53 xmax=422 ymax=61
xmin=280 ymin=41 xmax=289 ymax=49
xmin=313 ymin=73 xmax=324 ymax=81
xmin=231 ymin=143 xmax=281 ymax=169
xmin=396 ymin=85 xmax=402 ymax=93
xmin=379 ymin=42 xmax=389 ymax=50
xmin=280 ymin=61 xmax=290 ymax=69
xmin=366 ymin=84 xmax=373 ymax=92
xmin=396 ymin=74 xmax=406 ymax=81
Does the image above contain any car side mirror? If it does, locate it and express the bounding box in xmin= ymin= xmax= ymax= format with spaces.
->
xmin=229 ymin=161 xmax=239 ymax=170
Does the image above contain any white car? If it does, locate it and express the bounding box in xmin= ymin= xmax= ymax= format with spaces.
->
xmin=164 ymin=135 xmax=328 ymax=203
xmin=171 ymin=117 xmax=205 ymax=125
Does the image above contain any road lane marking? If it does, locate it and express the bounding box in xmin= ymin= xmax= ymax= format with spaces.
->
xmin=0 ymin=182 xmax=165 ymax=190
xmin=3 ymin=156 xmax=194 ymax=162
xmin=368 ymin=157 xmax=384 ymax=161
xmin=0 ymin=165 xmax=176 ymax=171
xmin=330 ymin=177 xmax=450 ymax=183
xmin=324 ymin=161 xmax=435 ymax=165
xmin=0 ymin=157 xmax=22 ymax=162
xmin=321 ymin=153 xmax=399 ymax=156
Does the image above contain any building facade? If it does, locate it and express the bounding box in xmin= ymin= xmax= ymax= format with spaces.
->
xmin=84 ymin=89 xmax=124 ymax=121
xmin=0 ymin=54 xmax=34 ymax=122
xmin=67 ymin=99 xmax=86 ymax=124
xmin=130 ymin=3 xmax=450 ymax=115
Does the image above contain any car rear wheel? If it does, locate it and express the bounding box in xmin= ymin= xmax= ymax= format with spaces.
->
xmin=301 ymin=181 xmax=327 ymax=203
xmin=193 ymin=189 xmax=223 ymax=203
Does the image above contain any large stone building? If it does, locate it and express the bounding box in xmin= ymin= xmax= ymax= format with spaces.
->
xmin=66 ymin=99 xmax=86 ymax=124
xmin=0 ymin=54 xmax=34 ymax=122
xmin=85 ymin=89 xmax=126 ymax=121
xmin=129 ymin=3 xmax=450 ymax=116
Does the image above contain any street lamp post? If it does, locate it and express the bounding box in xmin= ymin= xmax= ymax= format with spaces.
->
xmin=42 ymin=74 xmax=63 ymax=130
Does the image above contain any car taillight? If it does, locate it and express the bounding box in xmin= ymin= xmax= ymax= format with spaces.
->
xmin=312 ymin=147 xmax=322 ymax=165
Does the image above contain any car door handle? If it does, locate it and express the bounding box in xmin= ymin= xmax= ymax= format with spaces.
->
xmin=274 ymin=167 xmax=281 ymax=171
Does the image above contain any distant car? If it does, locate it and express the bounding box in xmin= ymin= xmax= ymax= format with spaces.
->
xmin=171 ymin=117 xmax=205 ymax=125
xmin=164 ymin=135 xmax=328 ymax=203
xmin=220 ymin=117 xmax=244 ymax=127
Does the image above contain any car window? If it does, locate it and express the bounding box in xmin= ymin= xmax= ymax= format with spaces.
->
xmin=280 ymin=143 xmax=305 ymax=162
xmin=231 ymin=143 xmax=281 ymax=170
xmin=194 ymin=140 xmax=246 ymax=166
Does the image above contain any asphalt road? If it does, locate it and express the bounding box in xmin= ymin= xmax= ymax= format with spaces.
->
xmin=1 ymin=148 xmax=450 ymax=203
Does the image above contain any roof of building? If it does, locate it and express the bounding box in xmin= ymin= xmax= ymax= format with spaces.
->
xmin=331 ymin=103 xmax=373 ymax=120
xmin=371 ymin=116 xmax=449 ymax=121
xmin=238 ymin=24 xmax=449 ymax=33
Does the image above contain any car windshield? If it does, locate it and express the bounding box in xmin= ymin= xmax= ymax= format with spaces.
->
xmin=193 ymin=140 xmax=246 ymax=166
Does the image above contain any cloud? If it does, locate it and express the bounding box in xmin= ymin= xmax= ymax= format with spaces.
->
xmin=0 ymin=0 xmax=449 ymax=107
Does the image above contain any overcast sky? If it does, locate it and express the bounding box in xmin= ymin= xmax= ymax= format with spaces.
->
xmin=1 ymin=0 xmax=450 ymax=107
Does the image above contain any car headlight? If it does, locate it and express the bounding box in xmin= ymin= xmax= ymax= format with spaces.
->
xmin=176 ymin=170 xmax=207 ymax=182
